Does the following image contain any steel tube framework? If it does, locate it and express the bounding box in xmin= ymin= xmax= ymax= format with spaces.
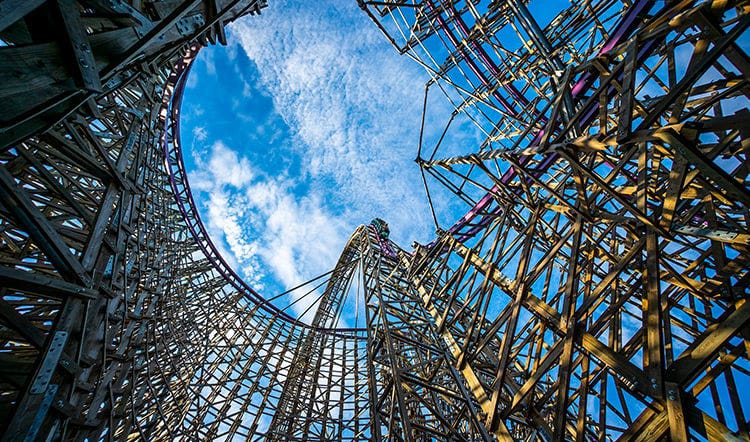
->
xmin=0 ymin=0 xmax=749 ymax=441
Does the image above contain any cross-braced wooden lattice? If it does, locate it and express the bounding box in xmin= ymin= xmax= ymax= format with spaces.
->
xmin=1 ymin=0 xmax=749 ymax=441
xmin=362 ymin=0 xmax=750 ymax=440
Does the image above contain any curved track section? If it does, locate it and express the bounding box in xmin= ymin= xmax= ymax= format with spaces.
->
xmin=162 ymin=43 xmax=365 ymax=332
xmin=0 ymin=1 xmax=369 ymax=440
xmin=2 ymin=0 xmax=750 ymax=441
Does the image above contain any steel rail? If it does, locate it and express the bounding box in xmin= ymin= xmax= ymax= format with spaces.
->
xmin=426 ymin=0 xmax=658 ymax=247
xmin=160 ymin=45 xmax=367 ymax=335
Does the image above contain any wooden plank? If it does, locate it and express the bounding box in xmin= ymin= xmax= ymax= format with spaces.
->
xmin=638 ymin=137 xmax=664 ymax=399
xmin=0 ymin=164 xmax=90 ymax=286
xmin=0 ymin=296 xmax=47 ymax=348
xmin=667 ymin=300 xmax=750 ymax=384
xmin=552 ymin=216 xmax=583 ymax=441
xmin=100 ymin=0 xmax=202 ymax=81
xmin=665 ymin=381 xmax=689 ymax=442
xmin=54 ymin=0 xmax=102 ymax=92
xmin=684 ymin=403 xmax=749 ymax=442
xmin=84 ymin=0 xmax=154 ymax=35
xmin=615 ymin=406 xmax=666 ymax=441
xmin=637 ymin=12 xmax=750 ymax=130
xmin=0 ymin=0 xmax=46 ymax=33
xmin=0 ymin=42 xmax=71 ymax=97
xmin=580 ymin=333 xmax=651 ymax=398
xmin=411 ymin=278 xmax=514 ymax=441
xmin=617 ymin=37 xmax=639 ymax=142
xmin=653 ymin=129 xmax=750 ymax=208
xmin=0 ymin=267 xmax=97 ymax=299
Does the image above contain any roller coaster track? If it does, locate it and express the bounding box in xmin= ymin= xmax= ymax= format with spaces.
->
xmin=0 ymin=0 xmax=748 ymax=440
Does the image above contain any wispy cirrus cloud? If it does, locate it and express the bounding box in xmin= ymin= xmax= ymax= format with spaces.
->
xmin=191 ymin=141 xmax=348 ymax=319
xmin=228 ymin=1 xmax=441 ymax=243
xmin=183 ymin=0 xmax=479 ymax=321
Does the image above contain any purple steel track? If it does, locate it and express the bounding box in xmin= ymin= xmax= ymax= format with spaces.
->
xmin=431 ymin=0 xmax=657 ymax=247
xmin=158 ymin=0 xmax=655 ymax=329
xmin=160 ymin=45 xmax=365 ymax=334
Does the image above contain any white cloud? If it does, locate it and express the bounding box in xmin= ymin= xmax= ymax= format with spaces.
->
xmin=186 ymin=1 xmax=483 ymax=323
xmin=206 ymin=141 xmax=254 ymax=187
xmin=197 ymin=46 xmax=217 ymax=76
xmin=227 ymin=1 xmax=450 ymax=244
xmin=192 ymin=125 xmax=208 ymax=142
xmin=193 ymin=142 xmax=349 ymax=320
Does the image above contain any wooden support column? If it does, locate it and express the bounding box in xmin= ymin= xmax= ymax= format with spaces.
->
xmin=53 ymin=0 xmax=102 ymax=92
xmin=552 ymin=214 xmax=583 ymax=441
xmin=486 ymin=213 xmax=538 ymax=433
xmin=637 ymin=140 xmax=665 ymax=401
xmin=665 ymin=381 xmax=689 ymax=442
xmin=409 ymin=271 xmax=514 ymax=441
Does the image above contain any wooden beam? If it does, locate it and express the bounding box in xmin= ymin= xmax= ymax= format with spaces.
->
xmin=410 ymin=275 xmax=514 ymax=441
xmin=665 ymin=381 xmax=689 ymax=442
xmin=0 ymin=267 xmax=97 ymax=299
xmin=653 ymin=129 xmax=750 ymax=209
xmin=0 ymin=0 xmax=46 ymax=33
xmin=667 ymin=300 xmax=750 ymax=385
xmin=0 ymin=164 xmax=90 ymax=286
xmin=53 ymin=0 xmax=102 ymax=92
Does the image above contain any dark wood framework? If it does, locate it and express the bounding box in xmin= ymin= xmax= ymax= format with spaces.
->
xmin=0 ymin=0 xmax=748 ymax=440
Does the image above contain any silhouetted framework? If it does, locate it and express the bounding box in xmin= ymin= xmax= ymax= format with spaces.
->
xmin=0 ymin=0 xmax=748 ymax=441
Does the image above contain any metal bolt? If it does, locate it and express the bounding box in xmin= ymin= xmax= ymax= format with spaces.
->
xmin=60 ymin=360 xmax=70 ymax=367
xmin=56 ymin=400 xmax=65 ymax=408
xmin=668 ymin=390 xmax=677 ymax=401
xmin=79 ymin=43 xmax=90 ymax=52
xmin=79 ymin=58 xmax=89 ymax=68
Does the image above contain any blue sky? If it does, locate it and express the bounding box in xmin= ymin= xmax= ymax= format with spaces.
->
xmin=180 ymin=0 xmax=480 ymax=319
xmin=178 ymin=0 xmax=750 ymax=433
